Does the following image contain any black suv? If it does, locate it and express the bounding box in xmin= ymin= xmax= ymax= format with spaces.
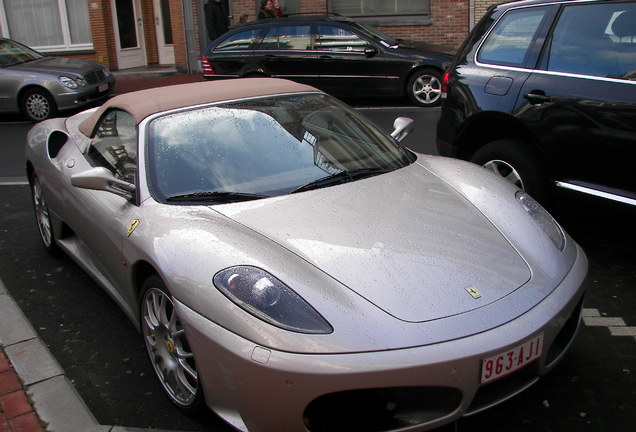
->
xmin=436 ymin=0 xmax=636 ymax=208
xmin=202 ymin=16 xmax=454 ymax=107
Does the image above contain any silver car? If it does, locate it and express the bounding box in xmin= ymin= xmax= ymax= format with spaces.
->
xmin=25 ymin=78 xmax=587 ymax=432
xmin=0 ymin=38 xmax=115 ymax=122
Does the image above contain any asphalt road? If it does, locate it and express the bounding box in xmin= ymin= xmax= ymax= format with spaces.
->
xmin=1 ymin=106 xmax=635 ymax=432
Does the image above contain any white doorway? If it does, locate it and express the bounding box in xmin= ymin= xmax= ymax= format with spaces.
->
xmin=111 ymin=0 xmax=147 ymax=70
xmin=153 ymin=0 xmax=175 ymax=64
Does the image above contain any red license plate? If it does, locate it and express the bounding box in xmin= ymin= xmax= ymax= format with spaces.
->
xmin=98 ymin=83 xmax=109 ymax=92
xmin=481 ymin=333 xmax=544 ymax=384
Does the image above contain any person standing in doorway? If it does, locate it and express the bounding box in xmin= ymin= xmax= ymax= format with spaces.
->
xmin=205 ymin=0 xmax=229 ymax=41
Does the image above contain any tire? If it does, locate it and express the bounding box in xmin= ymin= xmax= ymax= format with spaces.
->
xmin=21 ymin=88 xmax=57 ymax=122
xmin=30 ymin=173 xmax=60 ymax=255
xmin=406 ymin=68 xmax=443 ymax=107
xmin=470 ymin=139 xmax=551 ymax=206
xmin=140 ymin=275 xmax=204 ymax=413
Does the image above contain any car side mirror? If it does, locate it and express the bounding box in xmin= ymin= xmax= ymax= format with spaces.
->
xmin=364 ymin=45 xmax=379 ymax=57
xmin=390 ymin=117 xmax=415 ymax=142
xmin=71 ymin=167 xmax=136 ymax=200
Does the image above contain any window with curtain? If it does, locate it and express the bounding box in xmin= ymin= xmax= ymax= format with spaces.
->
xmin=328 ymin=0 xmax=429 ymax=17
xmin=1 ymin=0 xmax=92 ymax=51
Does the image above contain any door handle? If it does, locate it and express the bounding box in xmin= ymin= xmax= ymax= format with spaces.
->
xmin=524 ymin=92 xmax=550 ymax=105
xmin=319 ymin=55 xmax=334 ymax=61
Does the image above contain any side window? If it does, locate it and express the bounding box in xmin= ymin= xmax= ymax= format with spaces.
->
xmin=86 ymin=110 xmax=137 ymax=184
xmin=259 ymin=25 xmax=312 ymax=50
xmin=546 ymin=3 xmax=636 ymax=79
xmin=315 ymin=25 xmax=367 ymax=52
xmin=214 ymin=29 xmax=261 ymax=51
xmin=477 ymin=8 xmax=547 ymax=67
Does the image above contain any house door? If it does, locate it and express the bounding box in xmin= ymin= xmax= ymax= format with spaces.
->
xmin=153 ymin=0 xmax=175 ymax=64
xmin=111 ymin=0 xmax=147 ymax=69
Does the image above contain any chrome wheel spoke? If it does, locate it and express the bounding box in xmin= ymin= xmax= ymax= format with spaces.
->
xmin=484 ymin=160 xmax=524 ymax=189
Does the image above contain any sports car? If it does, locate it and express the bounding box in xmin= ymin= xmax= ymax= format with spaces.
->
xmin=25 ymin=78 xmax=587 ymax=432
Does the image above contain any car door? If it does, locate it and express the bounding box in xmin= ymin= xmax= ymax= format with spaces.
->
xmin=313 ymin=24 xmax=399 ymax=96
xmin=516 ymin=2 xmax=636 ymax=198
xmin=466 ymin=5 xmax=557 ymax=113
xmin=62 ymin=109 xmax=140 ymax=308
xmin=257 ymin=23 xmax=320 ymax=86
xmin=206 ymin=27 xmax=264 ymax=78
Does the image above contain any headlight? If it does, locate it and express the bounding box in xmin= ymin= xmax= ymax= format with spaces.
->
xmin=213 ymin=266 xmax=333 ymax=334
xmin=516 ymin=191 xmax=565 ymax=251
xmin=58 ymin=76 xmax=82 ymax=89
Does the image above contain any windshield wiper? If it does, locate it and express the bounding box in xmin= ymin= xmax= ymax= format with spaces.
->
xmin=291 ymin=167 xmax=390 ymax=194
xmin=166 ymin=191 xmax=270 ymax=203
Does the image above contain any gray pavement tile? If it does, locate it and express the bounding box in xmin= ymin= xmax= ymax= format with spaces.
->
xmin=0 ymin=281 xmax=38 ymax=345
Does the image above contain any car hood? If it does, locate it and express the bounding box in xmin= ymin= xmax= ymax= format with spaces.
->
xmin=214 ymin=162 xmax=530 ymax=323
xmin=9 ymin=56 xmax=102 ymax=75
xmin=398 ymin=39 xmax=456 ymax=57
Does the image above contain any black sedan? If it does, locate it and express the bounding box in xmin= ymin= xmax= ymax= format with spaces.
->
xmin=201 ymin=16 xmax=454 ymax=107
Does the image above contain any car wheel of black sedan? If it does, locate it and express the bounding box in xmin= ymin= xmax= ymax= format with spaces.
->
xmin=30 ymin=173 xmax=60 ymax=255
xmin=141 ymin=276 xmax=204 ymax=412
xmin=407 ymin=69 xmax=443 ymax=107
xmin=21 ymin=88 xmax=57 ymax=122
xmin=471 ymin=139 xmax=551 ymax=206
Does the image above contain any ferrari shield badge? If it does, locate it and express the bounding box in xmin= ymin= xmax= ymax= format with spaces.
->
xmin=466 ymin=286 xmax=482 ymax=299
xmin=127 ymin=219 xmax=140 ymax=237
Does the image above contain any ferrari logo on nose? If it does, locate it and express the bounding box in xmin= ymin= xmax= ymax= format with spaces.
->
xmin=466 ymin=286 xmax=482 ymax=299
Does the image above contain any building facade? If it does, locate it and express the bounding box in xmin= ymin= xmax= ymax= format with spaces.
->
xmin=0 ymin=1 xmax=499 ymax=73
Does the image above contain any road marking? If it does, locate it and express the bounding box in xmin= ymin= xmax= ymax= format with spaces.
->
xmin=582 ymin=308 xmax=636 ymax=341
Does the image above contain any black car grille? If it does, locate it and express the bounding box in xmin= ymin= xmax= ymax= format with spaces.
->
xmin=83 ymin=69 xmax=106 ymax=84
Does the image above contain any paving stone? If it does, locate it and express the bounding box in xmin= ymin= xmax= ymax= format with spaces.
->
xmin=0 ymin=391 xmax=32 ymax=419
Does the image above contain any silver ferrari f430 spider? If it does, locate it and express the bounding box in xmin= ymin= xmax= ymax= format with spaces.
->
xmin=25 ymin=78 xmax=587 ymax=432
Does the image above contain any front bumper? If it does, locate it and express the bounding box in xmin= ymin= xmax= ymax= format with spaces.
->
xmin=176 ymin=244 xmax=587 ymax=432
xmin=54 ymin=78 xmax=115 ymax=111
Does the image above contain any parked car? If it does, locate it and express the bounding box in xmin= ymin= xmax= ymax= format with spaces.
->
xmin=26 ymin=78 xmax=587 ymax=432
xmin=436 ymin=0 xmax=636 ymax=208
xmin=0 ymin=37 xmax=115 ymax=122
xmin=201 ymin=16 xmax=454 ymax=107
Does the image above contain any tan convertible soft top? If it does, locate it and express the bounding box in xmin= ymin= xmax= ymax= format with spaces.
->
xmin=78 ymin=78 xmax=320 ymax=137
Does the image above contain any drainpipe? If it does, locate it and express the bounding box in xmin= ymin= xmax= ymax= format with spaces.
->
xmin=181 ymin=0 xmax=199 ymax=73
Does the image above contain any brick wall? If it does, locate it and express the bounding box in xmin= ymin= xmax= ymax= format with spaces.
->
xmin=229 ymin=0 xmax=470 ymax=48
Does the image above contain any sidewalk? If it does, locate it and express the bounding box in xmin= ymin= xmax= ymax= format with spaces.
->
xmin=0 ymin=67 xmax=198 ymax=432
xmin=112 ymin=67 xmax=202 ymax=94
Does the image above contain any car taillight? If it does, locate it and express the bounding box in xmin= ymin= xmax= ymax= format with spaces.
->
xmin=441 ymin=71 xmax=449 ymax=96
xmin=201 ymin=55 xmax=215 ymax=76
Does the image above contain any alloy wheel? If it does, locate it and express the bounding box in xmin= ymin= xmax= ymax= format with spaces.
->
xmin=482 ymin=159 xmax=524 ymax=190
xmin=141 ymin=286 xmax=199 ymax=408
xmin=31 ymin=176 xmax=53 ymax=248
xmin=411 ymin=74 xmax=442 ymax=105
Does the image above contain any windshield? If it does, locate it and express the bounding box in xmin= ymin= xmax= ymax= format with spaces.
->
xmin=147 ymin=94 xmax=414 ymax=203
xmin=344 ymin=20 xmax=400 ymax=46
xmin=0 ymin=39 xmax=43 ymax=67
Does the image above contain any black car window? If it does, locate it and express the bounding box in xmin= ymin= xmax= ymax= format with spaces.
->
xmin=316 ymin=25 xmax=367 ymax=52
xmin=545 ymin=3 xmax=636 ymax=80
xmin=214 ymin=28 xmax=261 ymax=51
xmin=259 ymin=25 xmax=312 ymax=50
xmin=86 ymin=110 xmax=137 ymax=184
xmin=478 ymin=7 xmax=547 ymax=67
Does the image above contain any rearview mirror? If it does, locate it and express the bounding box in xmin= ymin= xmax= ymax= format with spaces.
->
xmin=71 ymin=167 xmax=135 ymax=200
xmin=390 ymin=117 xmax=415 ymax=142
